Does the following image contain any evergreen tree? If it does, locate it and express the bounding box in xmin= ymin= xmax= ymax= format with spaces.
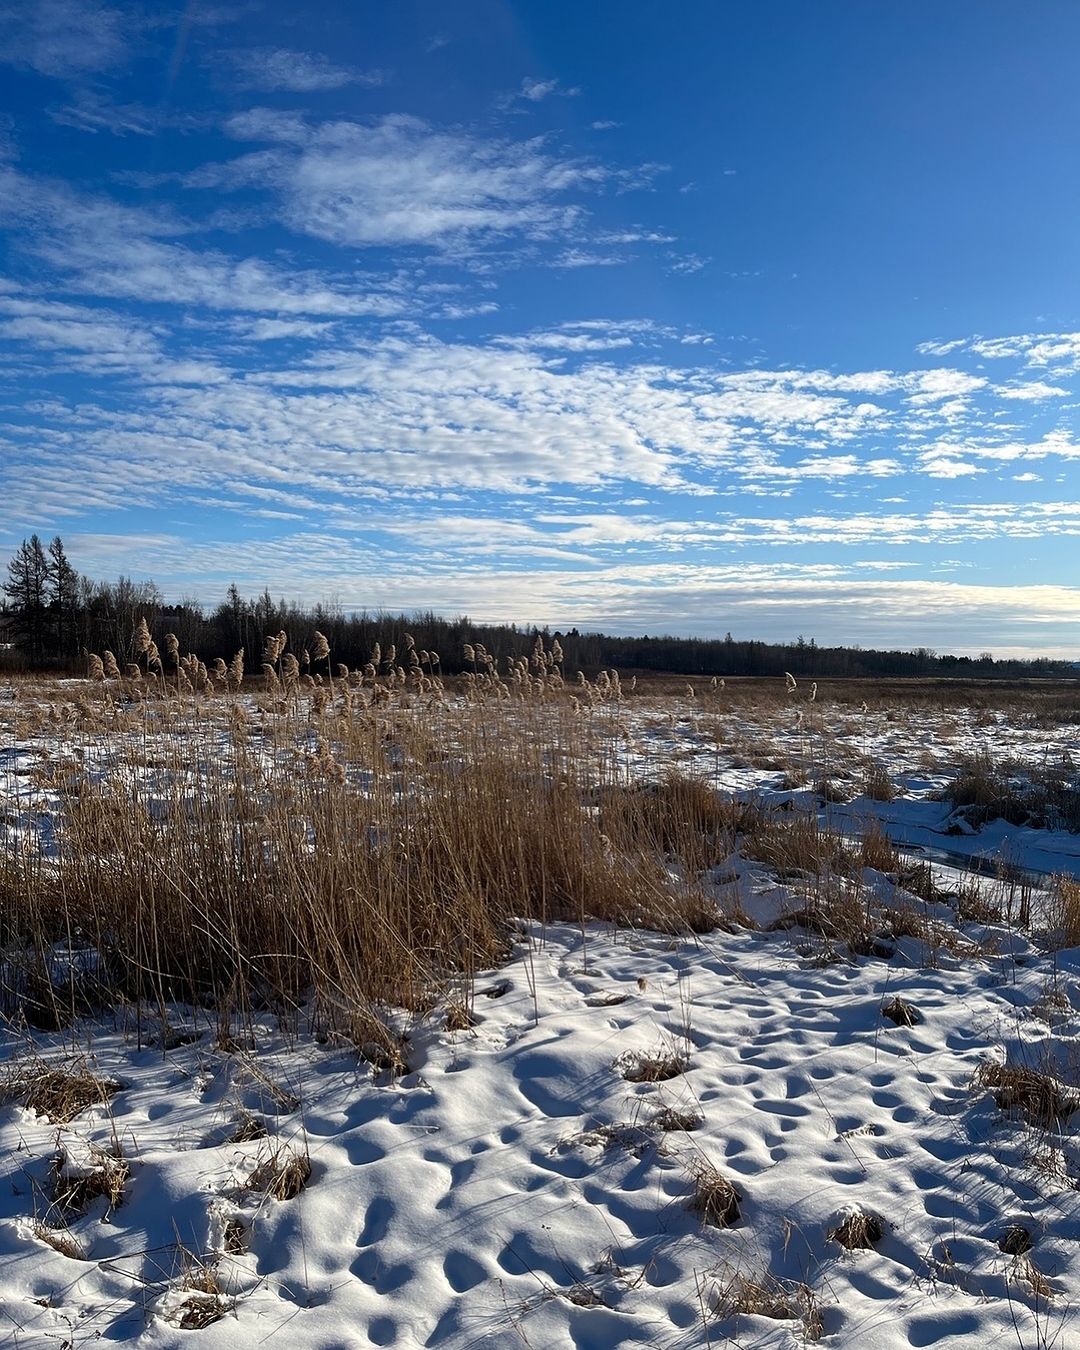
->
xmin=3 ymin=536 xmax=49 ymax=664
xmin=47 ymin=535 xmax=79 ymax=661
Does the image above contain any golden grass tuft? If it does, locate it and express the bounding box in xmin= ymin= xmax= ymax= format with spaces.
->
xmin=1044 ymin=874 xmax=1080 ymax=948
xmin=175 ymin=1294 xmax=230 ymax=1331
xmin=247 ymin=1143 xmax=311 ymax=1201
xmin=619 ymin=1045 xmax=688 ymax=1083
xmin=859 ymin=821 xmax=899 ymax=872
xmin=881 ymin=995 xmax=920 ymax=1027
xmin=974 ymin=1061 xmax=1080 ymax=1127
xmin=687 ymin=1157 xmax=741 ymax=1227
xmin=31 ymin=1219 xmax=87 ymax=1261
xmin=651 ymin=1105 xmax=703 ymax=1132
xmin=2 ymin=694 xmax=729 ymax=1031
xmin=829 ymin=1208 xmax=882 ymax=1250
xmin=52 ymin=1144 xmax=128 ymax=1216
xmin=4 ymin=1057 xmax=119 ymax=1124
xmin=713 ymin=1270 xmax=821 ymax=1338
xmin=862 ymin=762 xmax=897 ymax=802
xmin=227 ymin=1112 xmax=268 ymax=1143
xmin=444 ymin=1001 xmax=476 ymax=1032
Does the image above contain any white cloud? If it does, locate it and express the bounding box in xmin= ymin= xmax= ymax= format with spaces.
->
xmin=919 ymin=430 xmax=1080 ymax=467
xmin=915 ymin=337 xmax=966 ymax=356
xmin=668 ymin=253 xmax=708 ymax=275
xmin=903 ymin=369 xmax=987 ymax=404
xmin=518 ymin=77 xmax=580 ymax=101
xmin=918 ymin=455 xmax=983 ymax=478
xmin=995 ymin=380 xmax=1068 ymax=400
xmin=0 ymin=166 xmax=409 ymax=317
xmin=551 ymin=249 xmax=625 ymax=268
xmin=45 ymin=235 xmax=408 ymax=317
xmin=230 ymin=317 xmax=336 ymax=341
xmin=226 ymin=48 xmax=383 ymax=93
xmin=0 ymin=0 xmax=126 ymax=77
xmin=211 ymin=112 xmax=621 ymax=250
xmin=48 ymin=91 xmax=161 ymax=136
xmin=916 ymin=328 xmax=1080 ymax=373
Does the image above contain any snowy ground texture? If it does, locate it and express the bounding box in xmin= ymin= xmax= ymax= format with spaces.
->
xmin=2 ymin=683 xmax=1080 ymax=1347
xmin=3 ymin=922 xmax=1079 ymax=1349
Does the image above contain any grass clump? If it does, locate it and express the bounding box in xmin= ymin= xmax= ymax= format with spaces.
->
xmin=2 ymin=693 xmax=725 ymax=1034
xmin=999 ymin=1224 xmax=1034 ymax=1256
xmin=862 ymin=762 xmax=897 ymax=802
xmin=741 ymin=813 xmax=854 ymax=881
xmin=4 ymin=1057 xmax=119 ymax=1124
xmin=712 ymin=1269 xmax=822 ymax=1340
xmin=169 ymin=1259 xmax=233 ymax=1330
xmin=31 ymin=1219 xmax=87 ymax=1261
xmin=444 ymin=1000 xmax=475 ymax=1032
xmin=881 ymin=995 xmax=920 ymax=1027
xmin=688 ymin=1158 xmax=741 ymax=1228
xmin=618 ymin=1045 xmax=688 ymax=1083
xmin=175 ymin=1293 xmax=230 ymax=1331
xmin=1043 ymin=875 xmax=1080 ymax=949
xmin=829 ymin=1208 xmax=882 ymax=1250
xmin=247 ymin=1143 xmax=311 ymax=1201
xmin=859 ymin=822 xmax=899 ymax=872
xmin=974 ymin=1061 xmax=1080 ymax=1127
xmin=52 ymin=1143 xmax=128 ymax=1217
xmin=227 ymin=1112 xmax=267 ymax=1143
xmin=651 ymin=1105 xmax=703 ymax=1132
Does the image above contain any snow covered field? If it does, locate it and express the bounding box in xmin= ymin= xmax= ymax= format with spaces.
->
xmin=2 ymin=675 xmax=1079 ymax=1347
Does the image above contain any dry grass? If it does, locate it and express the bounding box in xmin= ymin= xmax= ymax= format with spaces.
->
xmin=651 ymin=1105 xmax=703 ymax=1132
xmin=770 ymin=885 xmax=876 ymax=954
xmin=974 ymin=1061 xmax=1080 ymax=1127
xmin=941 ymin=750 xmax=1080 ymax=831
xmin=943 ymin=751 xmax=1002 ymax=810
xmin=174 ymin=1293 xmax=230 ymax=1331
xmin=859 ymin=822 xmax=899 ymax=872
xmin=1043 ymin=875 xmax=1080 ymax=949
xmin=618 ymin=1045 xmax=688 ymax=1083
xmin=1 ymin=678 xmax=726 ymax=1037
xmin=563 ymin=1122 xmax=658 ymax=1157
xmin=52 ymin=1144 xmax=128 ymax=1216
xmin=31 ymin=1219 xmax=87 ymax=1261
xmin=687 ymin=1157 xmax=741 ymax=1227
xmin=223 ymin=1217 xmax=247 ymax=1255
xmin=348 ymin=1011 xmax=410 ymax=1076
xmin=881 ymin=995 xmax=920 ymax=1027
xmin=171 ymin=1259 xmax=233 ymax=1331
xmin=1010 ymin=1253 xmax=1054 ymax=1300
xmin=740 ymin=813 xmax=855 ymax=880
xmin=862 ymin=762 xmax=897 ymax=802
xmin=227 ymin=1112 xmax=267 ymax=1143
xmin=4 ymin=646 xmax=1076 ymax=1063
xmin=4 ymin=1057 xmax=119 ymax=1124
xmin=247 ymin=1143 xmax=312 ymax=1201
xmin=829 ymin=1208 xmax=882 ymax=1250
xmin=999 ymin=1224 xmax=1034 ymax=1255
xmin=444 ymin=1000 xmax=475 ymax=1032
xmin=712 ymin=1268 xmax=822 ymax=1340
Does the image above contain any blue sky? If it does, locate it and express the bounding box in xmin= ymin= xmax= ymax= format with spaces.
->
xmin=2 ymin=1 xmax=1079 ymax=656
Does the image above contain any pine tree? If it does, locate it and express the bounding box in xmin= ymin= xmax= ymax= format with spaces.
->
xmin=3 ymin=536 xmax=49 ymax=664
xmin=47 ymin=535 xmax=79 ymax=661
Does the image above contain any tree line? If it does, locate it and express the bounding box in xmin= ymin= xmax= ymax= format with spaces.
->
xmin=2 ymin=536 xmax=1075 ymax=681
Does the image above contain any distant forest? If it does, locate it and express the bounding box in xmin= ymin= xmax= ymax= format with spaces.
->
xmin=2 ymin=534 xmax=1075 ymax=681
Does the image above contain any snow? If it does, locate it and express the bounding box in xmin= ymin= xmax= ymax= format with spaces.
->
xmin=2 ymin=682 xmax=1080 ymax=1346
xmin=3 ymin=922 xmax=1079 ymax=1347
